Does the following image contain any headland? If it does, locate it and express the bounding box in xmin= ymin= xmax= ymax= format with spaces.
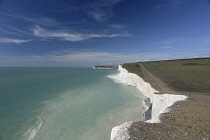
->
xmin=93 ymin=66 xmax=118 ymax=69
xmin=111 ymin=57 xmax=210 ymax=140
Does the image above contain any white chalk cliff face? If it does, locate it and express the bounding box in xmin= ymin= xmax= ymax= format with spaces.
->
xmin=110 ymin=65 xmax=187 ymax=140
xmin=114 ymin=65 xmax=157 ymax=103
xmin=110 ymin=122 xmax=132 ymax=140
xmin=147 ymin=94 xmax=187 ymax=123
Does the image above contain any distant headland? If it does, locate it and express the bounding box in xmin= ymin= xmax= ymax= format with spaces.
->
xmin=93 ymin=66 xmax=118 ymax=69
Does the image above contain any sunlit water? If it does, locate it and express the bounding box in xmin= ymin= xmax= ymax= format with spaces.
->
xmin=0 ymin=68 xmax=143 ymax=140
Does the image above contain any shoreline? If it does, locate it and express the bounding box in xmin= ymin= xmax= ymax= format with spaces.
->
xmin=110 ymin=65 xmax=187 ymax=140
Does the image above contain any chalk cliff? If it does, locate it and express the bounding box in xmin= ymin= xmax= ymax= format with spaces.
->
xmin=110 ymin=65 xmax=187 ymax=140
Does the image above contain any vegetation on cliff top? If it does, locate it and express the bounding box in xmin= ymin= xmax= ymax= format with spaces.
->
xmin=122 ymin=57 xmax=210 ymax=94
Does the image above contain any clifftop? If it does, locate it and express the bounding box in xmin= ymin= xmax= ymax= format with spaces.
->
xmin=119 ymin=58 xmax=210 ymax=140
xmin=122 ymin=57 xmax=210 ymax=94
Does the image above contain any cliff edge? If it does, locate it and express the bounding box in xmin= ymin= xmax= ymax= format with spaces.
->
xmin=111 ymin=58 xmax=210 ymax=140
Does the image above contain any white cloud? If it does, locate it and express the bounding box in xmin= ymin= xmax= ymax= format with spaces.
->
xmin=88 ymin=10 xmax=107 ymax=22
xmin=110 ymin=24 xmax=125 ymax=29
xmin=0 ymin=8 xmax=58 ymax=27
xmin=0 ymin=51 xmax=136 ymax=66
xmin=0 ymin=24 xmax=32 ymax=37
xmin=0 ymin=50 xmax=202 ymax=67
xmin=87 ymin=0 xmax=123 ymax=22
xmin=32 ymin=26 xmax=130 ymax=41
xmin=0 ymin=38 xmax=31 ymax=44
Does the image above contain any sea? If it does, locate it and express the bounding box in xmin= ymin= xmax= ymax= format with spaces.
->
xmin=0 ymin=67 xmax=143 ymax=140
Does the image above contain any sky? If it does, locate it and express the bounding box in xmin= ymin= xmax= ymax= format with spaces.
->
xmin=0 ymin=0 xmax=210 ymax=67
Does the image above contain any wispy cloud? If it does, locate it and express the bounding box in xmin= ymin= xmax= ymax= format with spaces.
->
xmin=201 ymin=54 xmax=210 ymax=58
xmin=0 ymin=24 xmax=32 ymax=37
xmin=0 ymin=6 xmax=130 ymax=40
xmin=0 ymin=51 xmax=137 ymax=67
xmin=0 ymin=38 xmax=32 ymax=44
xmin=0 ymin=47 xmax=205 ymax=66
xmin=32 ymin=26 xmax=130 ymax=42
xmin=87 ymin=0 xmax=123 ymax=22
xmin=157 ymin=38 xmax=182 ymax=44
xmin=49 ymin=51 xmax=187 ymax=64
xmin=0 ymin=8 xmax=58 ymax=27
xmin=88 ymin=10 xmax=108 ymax=22
xmin=110 ymin=24 xmax=126 ymax=29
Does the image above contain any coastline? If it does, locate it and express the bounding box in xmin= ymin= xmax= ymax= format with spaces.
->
xmin=110 ymin=60 xmax=210 ymax=140
xmin=110 ymin=65 xmax=187 ymax=140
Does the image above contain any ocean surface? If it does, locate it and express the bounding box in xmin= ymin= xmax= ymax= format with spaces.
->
xmin=0 ymin=67 xmax=143 ymax=140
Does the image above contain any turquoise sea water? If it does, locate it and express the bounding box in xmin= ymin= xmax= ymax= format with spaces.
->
xmin=0 ymin=68 xmax=143 ymax=140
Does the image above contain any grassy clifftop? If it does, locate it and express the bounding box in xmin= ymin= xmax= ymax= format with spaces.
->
xmin=123 ymin=58 xmax=210 ymax=140
xmin=122 ymin=58 xmax=210 ymax=94
xmin=122 ymin=58 xmax=210 ymax=139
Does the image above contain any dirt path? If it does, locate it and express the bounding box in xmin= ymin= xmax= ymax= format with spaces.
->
xmin=137 ymin=63 xmax=175 ymax=94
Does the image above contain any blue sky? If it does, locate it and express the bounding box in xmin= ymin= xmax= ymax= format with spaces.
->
xmin=0 ymin=0 xmax=210 ymax=66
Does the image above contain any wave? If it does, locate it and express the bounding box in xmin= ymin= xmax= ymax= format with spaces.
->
xmin=27 ymin=117 xmax=43 ymax=140
xmin=106 ymin=74 xmax=122 ymax=84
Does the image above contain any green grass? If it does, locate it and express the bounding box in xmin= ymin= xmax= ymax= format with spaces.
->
xmin=123 ymin=58 xmax=210 ymax=94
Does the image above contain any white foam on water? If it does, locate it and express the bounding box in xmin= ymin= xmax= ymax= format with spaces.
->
xmin=27 ymin=117 xmax=43 ymax=140
xmin=106 ymin=75 xmax=122 ymax=84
